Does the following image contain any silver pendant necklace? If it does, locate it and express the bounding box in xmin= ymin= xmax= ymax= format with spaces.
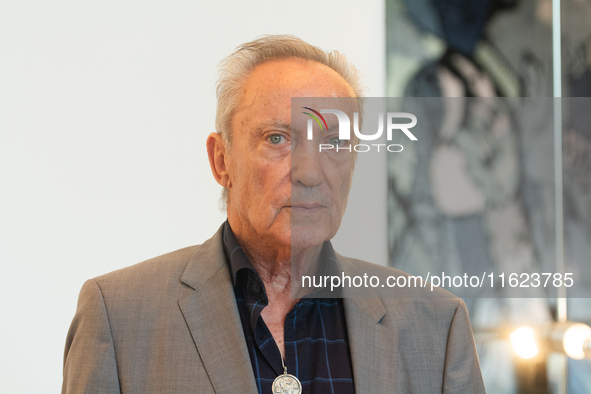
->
xmin=272 ymin=341 xmax=302 ymax=394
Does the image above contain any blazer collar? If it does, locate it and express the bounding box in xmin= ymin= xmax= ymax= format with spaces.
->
xmin=178 ymin=224 xmax=258 ymax=394
xmin=179 ymin=224 xmax=227 ymax=291
xmin=338 ymin=252 xmax=399 ymax=393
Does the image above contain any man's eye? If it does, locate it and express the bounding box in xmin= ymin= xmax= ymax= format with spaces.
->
xmin=329 ymin=137 xmax=342 ymax=147
xmin=269 ymin=135 xmax=285 ymax=144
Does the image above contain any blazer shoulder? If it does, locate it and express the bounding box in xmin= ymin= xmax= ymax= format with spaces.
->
xmin=92 ymin=245 xmax=200 ymax=296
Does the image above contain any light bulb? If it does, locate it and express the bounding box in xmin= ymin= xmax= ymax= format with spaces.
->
xmin=510 ymin=326 xmax=539 ymax=359
xmin=563 ymin=323 xmax=591 ymax=360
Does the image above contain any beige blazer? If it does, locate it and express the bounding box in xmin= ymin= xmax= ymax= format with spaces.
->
xmin=62 ymin=225 xmax=485 ymax=393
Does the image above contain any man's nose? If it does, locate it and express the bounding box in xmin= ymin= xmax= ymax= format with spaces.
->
xmin=291 ymin=142 xmax=324 ymax=187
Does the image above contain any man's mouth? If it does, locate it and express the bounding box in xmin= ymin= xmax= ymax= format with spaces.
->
xmin=286 ymin=203 xmax=325 ymax=213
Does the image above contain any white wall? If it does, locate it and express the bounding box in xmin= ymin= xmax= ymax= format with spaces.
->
xmin=0 ymin=1 xmax=385 ymax=392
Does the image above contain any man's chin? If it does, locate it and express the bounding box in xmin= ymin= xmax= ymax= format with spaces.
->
xmin=290 ymin=225 xmax=330 ymax=252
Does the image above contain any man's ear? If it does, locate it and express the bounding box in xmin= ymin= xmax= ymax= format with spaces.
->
xmin=206 ymin=132 xmax=232 ymax=188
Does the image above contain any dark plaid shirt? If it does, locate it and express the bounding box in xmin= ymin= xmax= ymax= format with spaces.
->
xmin=222 ymin=221 xmax=355 ymax=394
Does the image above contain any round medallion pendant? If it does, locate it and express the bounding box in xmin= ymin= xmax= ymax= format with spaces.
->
xmin=272 ymin=373 xmax=302 ymax=394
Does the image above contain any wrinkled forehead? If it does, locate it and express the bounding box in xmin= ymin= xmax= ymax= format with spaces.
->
xmin=228 ymin=60 xmax=359 ymax=146
xmin=237 ymin=60 xmax=356 ymax=112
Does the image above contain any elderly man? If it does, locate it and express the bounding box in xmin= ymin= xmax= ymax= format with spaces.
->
xmin=63 ymin=35 xmax=485 ymax=394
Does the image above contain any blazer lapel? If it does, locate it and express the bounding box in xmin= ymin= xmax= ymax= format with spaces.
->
xmin=178 ymin=226 xmax=258 ymax=394
xmin=339 ymin=255 xmax=398 ymax=393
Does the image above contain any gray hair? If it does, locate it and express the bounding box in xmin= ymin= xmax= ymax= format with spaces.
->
xmin=215 ymin=34 xmax=365 ymax=208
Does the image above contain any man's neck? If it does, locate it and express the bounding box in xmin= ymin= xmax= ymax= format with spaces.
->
xmin=228 ymin=219 xmax=323 ymax=301
xmin=237 ymin=234 xmax=323 ymax=294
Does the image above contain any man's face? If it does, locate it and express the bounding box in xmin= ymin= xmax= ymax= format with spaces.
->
xmin=223 ymin=59 xmax=357 ymax=254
